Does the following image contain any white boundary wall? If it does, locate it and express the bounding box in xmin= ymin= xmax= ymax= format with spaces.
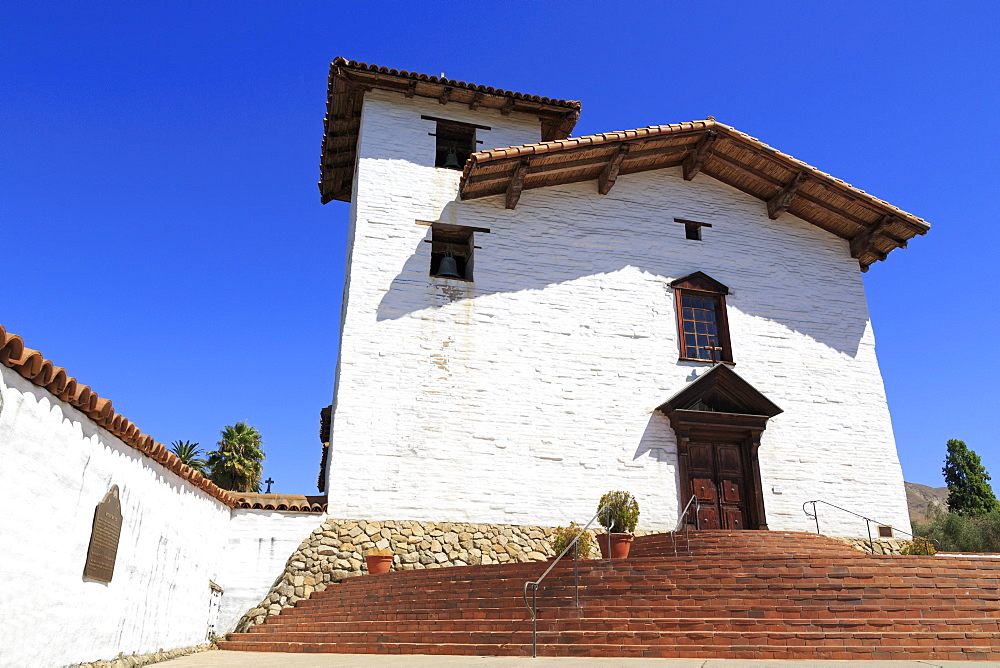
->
xmin=326 ymin=89 xmax=911 ymax=537
xmin=0 ymin=365 xmax=322 ymax=666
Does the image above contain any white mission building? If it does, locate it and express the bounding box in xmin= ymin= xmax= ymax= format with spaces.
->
xmin=0 ymin=58 xmax=935 ymax=664
xmin=318 ymin=58 xmax=928 ymax=536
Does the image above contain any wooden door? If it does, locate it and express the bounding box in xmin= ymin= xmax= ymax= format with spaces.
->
xmin=688 ymin=442 xmax=748 ymax=530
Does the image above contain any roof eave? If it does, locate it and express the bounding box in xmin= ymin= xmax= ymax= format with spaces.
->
xmin=319 ymin=59 xmax=582 ymax=205
xmin=458 ymin=121 xmax=929 ymax=272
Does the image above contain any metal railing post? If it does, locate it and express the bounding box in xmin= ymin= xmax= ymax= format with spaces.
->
xmin=866 ymin=518 xmax=874 ymax=554
xmin=531 ymin=584 xmax=537 ymax=658
xmin=574 ymin=544 xmax=579 ymax=607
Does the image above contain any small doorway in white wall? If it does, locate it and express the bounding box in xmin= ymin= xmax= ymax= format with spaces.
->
xmin=206 ymin=581 xmax=224 ymax=640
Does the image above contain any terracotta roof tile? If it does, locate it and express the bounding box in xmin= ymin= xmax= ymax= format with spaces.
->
xmin=233 ymin=493 xmax=327 ymax=513
xmin=330 ymin=58 xmax=582 ymax=109
xmin=1 ymin=324 xmax=237 ymax=507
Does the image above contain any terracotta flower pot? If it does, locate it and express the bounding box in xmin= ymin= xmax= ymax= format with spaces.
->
xmin=597 ymin=533 xmax=633 ymax=559
xmin=364 ymin=554 xmax=393 ymax=574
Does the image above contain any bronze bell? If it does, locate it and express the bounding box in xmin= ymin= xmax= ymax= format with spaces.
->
xmin=442 ymin=148 xmax=461 ymax=169
xmin=436 ymin=255 xmax=462 ymax=278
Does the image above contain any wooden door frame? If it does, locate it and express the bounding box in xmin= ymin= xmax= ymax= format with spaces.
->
xmin=667 ymin=410 xmax=770 ymax=530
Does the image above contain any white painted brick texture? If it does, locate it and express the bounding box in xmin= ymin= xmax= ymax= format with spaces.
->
xmin=326 ymin=90 xmax=910 ymax=537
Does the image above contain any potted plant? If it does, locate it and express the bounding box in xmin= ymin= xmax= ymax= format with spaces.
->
xmin=364 ymin=548 xmax=394 ymax=574
xmin=549 ymin=522 xmax=593 ymax=562
xmin=597 ymin=490 xmax=640 ymax=558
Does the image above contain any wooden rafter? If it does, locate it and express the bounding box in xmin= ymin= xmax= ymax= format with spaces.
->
xmin=505 ymin=161 xmax=529 ymax=209
xmin=598 ymin=145 xmax=631 ymax=195
xmin=850 ymin=215 xmax=894 ymax=260
xmin=469 ymin=92 xmax=484 ymax=111
xmin=438 ymin=87 xmax=452 ymax=105
xmin=500 ymin=98 xmax=514 ymax=116
xmin=682 ymin=131 xmax=718 ymax=181
xmin=404 ymin=81 xmax=417 ymax=99
xmin=767 ymin=172 xmax=806 ymax=220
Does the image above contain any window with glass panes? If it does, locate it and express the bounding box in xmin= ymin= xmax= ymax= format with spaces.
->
xmin=670 ymin=271 xmax=733 ymax=363
xmin=680 ymin=294 xmax=722 ymax=361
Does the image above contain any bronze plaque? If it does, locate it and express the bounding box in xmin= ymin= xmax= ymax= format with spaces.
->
xmin=83 ymin=485 xmax=122 ymax=583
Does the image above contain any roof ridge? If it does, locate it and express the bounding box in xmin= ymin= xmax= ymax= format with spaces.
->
xmin=331 ymin=57 xmax=582 ymax=109
xmin=0 ymin=324 xmax=237 ymax=508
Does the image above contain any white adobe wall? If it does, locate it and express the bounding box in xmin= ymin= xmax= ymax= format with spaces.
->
xmin=217 ymin=509 xmax=327 ymax=633
xmin=0 ymin=365 xmax=323 ymax=666
xmin=0 ymin=366 xmax=230 ymax=666
xmin=326 ymin=88 xmax=910 ymax=538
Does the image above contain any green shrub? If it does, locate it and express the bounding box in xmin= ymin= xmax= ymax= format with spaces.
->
xmin=900 ymin=536 xmax=937 ymax=555
xmin=597 ymin=490 xmax=640 ymax=534
xmin=550 ymin=522 xmax=593 ymax=559
xmin=912 ymin=510 xmax=1000 ymax=553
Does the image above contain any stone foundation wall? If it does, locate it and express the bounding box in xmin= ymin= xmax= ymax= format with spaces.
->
xmin=235 ymin=518 xmax=637 ymax=632
xmin=71 ymin=644 xmax=213 ymax=668
xmin=835 ymin=537 xmax=909 ymax=555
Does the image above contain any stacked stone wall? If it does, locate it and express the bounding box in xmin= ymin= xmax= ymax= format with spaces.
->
xmin=835 ymin=537 xmax=909 ymax=555
xmin=236 ymin=517 xmax=644 ymax=632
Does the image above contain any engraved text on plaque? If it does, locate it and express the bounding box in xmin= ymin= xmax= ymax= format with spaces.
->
xmin=83 ymin=485 xmax=122 ymax=582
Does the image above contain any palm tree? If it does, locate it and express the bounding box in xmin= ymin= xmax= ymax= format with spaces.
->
xmin=206 ymin=421 xmax=265 ymax=492
xmin=169 ymin=440 xmax=208 ymax=476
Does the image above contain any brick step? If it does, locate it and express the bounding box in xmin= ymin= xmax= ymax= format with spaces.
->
xmin=269 ymin=602 xmax=1000 ymax=624
xmin=217 ymin=639 xmax=997 ymax=661
xmin=249 ymin=616 xmax=1000 ymax=635
xmin=225 ymin=628 xmax=1000 ymax=646
xmin=292 ymin=582 xmax=1000 ymax=607
xmin=290 ymin=594 xmax=1000 ymax=617
xmin=306 ymin=558 xmax=997 ymax=588
xmin=297 ymin=568 xmax=998 ymax=599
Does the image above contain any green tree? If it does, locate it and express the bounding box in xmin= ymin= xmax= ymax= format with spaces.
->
xmin=169 ymin=440 xmax=208 ymax=476
xmin=207 ymin=421 xmax=265 ymax=492
xmin=943 ymin=439 xmax=1000 ymax=516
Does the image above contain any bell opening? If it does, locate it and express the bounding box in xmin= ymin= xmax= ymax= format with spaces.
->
xmin=434 ymin=120 xmax=476 ymax=169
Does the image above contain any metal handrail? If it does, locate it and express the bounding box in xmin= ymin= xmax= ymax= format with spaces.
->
xmin=522 ymin=504 xmax=614 ymax=659
xmin=803 ymin=499 xmax=940 ymax=553
xmin=670 ymin=494 xmax=701 ymax=557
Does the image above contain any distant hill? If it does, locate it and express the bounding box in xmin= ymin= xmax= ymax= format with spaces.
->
xmin=905 ymin=482 xmax=948 ymax=524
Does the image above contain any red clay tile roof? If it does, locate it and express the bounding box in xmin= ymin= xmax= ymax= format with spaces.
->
xmin=233 ymin=493 xmax=328 ymax=513
xmin=0 ymin=324 xmax=238 ymax=507
xmin=319 ymin=58 xmax=581 ymax=204
xmin=459 ymin=120 xmax=929 ymax=271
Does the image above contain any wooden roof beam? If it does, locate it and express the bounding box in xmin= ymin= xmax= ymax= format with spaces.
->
xmin=682 ymin=131 xmax=718 ymax=181
xmin=405 ymin=81 xmax=417 ymax=99
xmin=438 ymin=86 xmax=452 ymax=105
xmin=767 ymin=172 xmax=806 ymax=220
xmin=500 ymin=98 xmax=515 ymax=116
xmin=598 ymin=145 xmax=631 ymax=195
xmin=505 ymin=161 xmax=529 ymax=209
xmin=850 ymin=215 xmax=894 ymax=259
xmin=469 ymin=91 xmax=484 ymax=111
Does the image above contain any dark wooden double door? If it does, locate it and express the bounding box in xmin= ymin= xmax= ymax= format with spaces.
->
xmin=688 ymin=441 xmax=749 ymax=530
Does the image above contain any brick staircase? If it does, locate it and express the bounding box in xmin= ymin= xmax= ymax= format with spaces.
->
xmin=219 ymin=530 xmax=1000 ymax=660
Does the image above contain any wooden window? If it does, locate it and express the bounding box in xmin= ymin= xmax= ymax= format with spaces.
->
xmin=429 ymin=224 xmax=474 ymax=281
xmin=670 ymin=272 xmax=733 ymax=363
xmin=422 ymin=116 xmax=489 ymax=170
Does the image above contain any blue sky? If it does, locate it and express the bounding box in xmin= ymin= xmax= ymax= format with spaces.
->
xmin=4 ymin=1 xmax=998 ymax=496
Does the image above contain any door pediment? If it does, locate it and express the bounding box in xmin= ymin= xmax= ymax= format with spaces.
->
xmin=657 ymin=363 xmax=782 ymax=418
